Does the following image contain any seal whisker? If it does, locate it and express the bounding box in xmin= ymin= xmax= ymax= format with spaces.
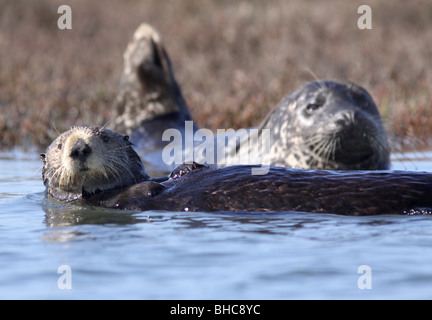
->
xmin=257 ymin=80 xmax=390 ymax=170
xmin=318 ymin=137 xmax=334 ymax=164
xmin=327 ymin=135 xmax=340 ymax=166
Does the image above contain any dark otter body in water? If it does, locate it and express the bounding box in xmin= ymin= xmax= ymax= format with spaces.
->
xmin=110 ymin=23 xmax=390 ymax=172
xmin=41 ymin=126 xmax=432 ymax=216
xmin=91 ymin=166 xmax=432 ymax=216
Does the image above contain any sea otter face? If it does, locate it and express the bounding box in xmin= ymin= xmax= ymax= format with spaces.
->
xmin=41 ymin=126 xmax=149 ymax=201
xmin=280 ymin=80 xmax=391 ymax=170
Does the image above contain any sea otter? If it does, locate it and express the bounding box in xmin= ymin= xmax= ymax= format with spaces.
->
xmin=110 ymin=23 xmax=390 ymax=173
xmin=41 ymin=126 xmax=432 ymax=216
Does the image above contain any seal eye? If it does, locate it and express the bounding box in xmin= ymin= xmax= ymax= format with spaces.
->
xmin=306 ymin=103 xmax=322 ymax=114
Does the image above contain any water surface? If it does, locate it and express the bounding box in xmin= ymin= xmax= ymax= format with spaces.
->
xmin=1 ymin=150 xmax=432 ymax=299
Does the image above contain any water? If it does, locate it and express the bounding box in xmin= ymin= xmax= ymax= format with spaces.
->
xmin=1 ymin=150 xmax=432 ymax=300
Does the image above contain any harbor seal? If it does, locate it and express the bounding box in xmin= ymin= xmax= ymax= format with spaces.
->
xmin=232 ymin=80 xmax=391 ymax=170
xmin=111 ymin=23 xmax=390 ymax=172
xmin=41 ymin=126 xmax=432 ymax=216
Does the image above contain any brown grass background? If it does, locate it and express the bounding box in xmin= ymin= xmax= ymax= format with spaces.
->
xmin=0 ymin=0 xmax=431 ymax=152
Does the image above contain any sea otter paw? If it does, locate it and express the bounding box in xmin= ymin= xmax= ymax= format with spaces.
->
xmin=169 ymin=162 xmax=208 ymax=180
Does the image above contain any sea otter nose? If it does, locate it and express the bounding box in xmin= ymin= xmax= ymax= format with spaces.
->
xmin=70 ymin=139 xmax=92 ymax=162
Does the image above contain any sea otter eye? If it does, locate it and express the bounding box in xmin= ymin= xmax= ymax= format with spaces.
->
xmin=58 ymin=143 xmax=62 ymax=150
xmin=124 ymin=135 xmax=129 ymax=142
xmin=102 ymin=135 xmax=109 ymax=143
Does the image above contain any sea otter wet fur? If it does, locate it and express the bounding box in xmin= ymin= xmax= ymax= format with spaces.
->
xmin=41 ymin=126 xmax=432 ymax=216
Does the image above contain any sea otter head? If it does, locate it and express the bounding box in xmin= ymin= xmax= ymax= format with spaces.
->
xmin=41 ymin=126 xmax=149 ymax=201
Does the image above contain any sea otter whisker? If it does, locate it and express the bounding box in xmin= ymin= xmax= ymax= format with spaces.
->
xmin=104 ymin=154 xmax=137 ymax=183
xmin=108 ymin=145 xmax=131 ymax=153
xmin=32 ymin=166 xmax=44 ymax=177
xmin=101 ymin=118 xmax=114 ymax=130
xmin=103 ymin=162 xmax=123 ymax=184
xmin=102 ymin=157 xmax=124 ymax=179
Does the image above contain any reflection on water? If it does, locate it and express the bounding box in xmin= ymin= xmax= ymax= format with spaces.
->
xmin=42 ymin=198 xmax=144 ymax=228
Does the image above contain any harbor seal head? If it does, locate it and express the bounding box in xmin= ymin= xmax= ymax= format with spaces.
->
xmin=258 ymin=80 xmax=391 ymax=170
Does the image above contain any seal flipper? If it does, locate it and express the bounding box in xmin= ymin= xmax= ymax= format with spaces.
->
xmin=111 ymin=23 xmax=197 ymax=174
xmin=111 ymin=23 xmax=193 ymax=137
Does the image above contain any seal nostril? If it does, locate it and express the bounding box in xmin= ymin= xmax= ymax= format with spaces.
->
xmin=334 ymin=111 xmax=356 ymax=128
xmin=70 ymin=139 xmax=92 ymax=161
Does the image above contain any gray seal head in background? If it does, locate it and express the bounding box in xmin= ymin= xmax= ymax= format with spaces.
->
xmin=232 ymin=79 xmax=391 ymax=170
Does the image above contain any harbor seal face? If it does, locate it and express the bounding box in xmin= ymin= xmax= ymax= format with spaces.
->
xmin=41 ymin=126 xmax=149 ymax=201
xmin=262 ymin=80 xmax=391 ymax=170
